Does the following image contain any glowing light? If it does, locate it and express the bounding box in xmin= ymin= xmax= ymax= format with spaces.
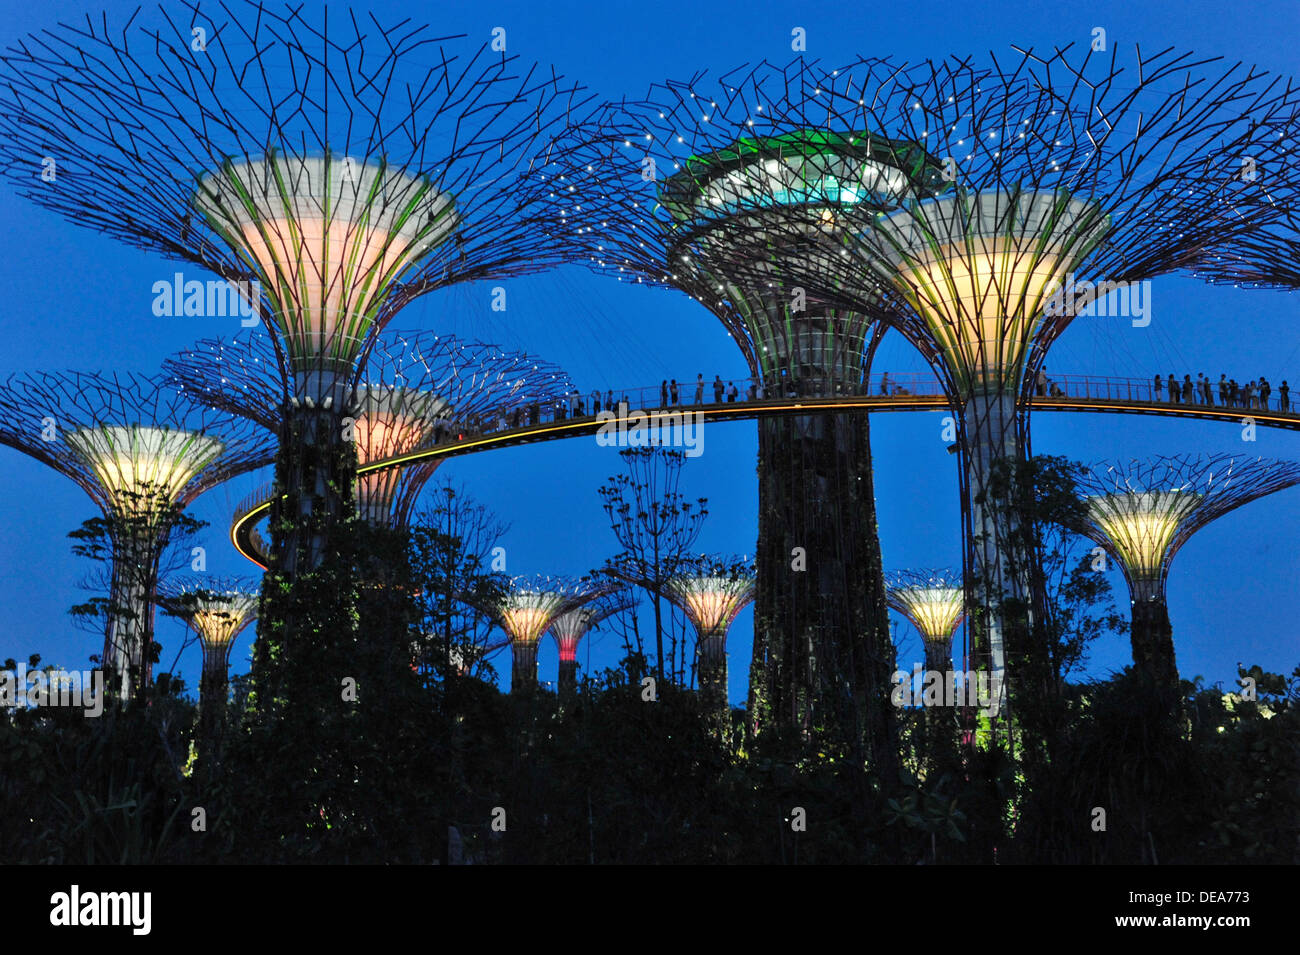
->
xmin=888 ymin=585 xmax=965 ymax=642
xmin=550 ymin=606 xmax=598 ymax=662
xmin=187 ymin=592 xmax=260 ymax=648
xmin=195 ymin=154 xmax=457 ymax=389
xmin=663 ymin=575 xmax=755 ymax=639
xmin=66 ymin=425 xmax=225 ymax=519
xmin=872 ymin=190 xmax=1110 ymax=391
xmin=350 ymin=386 xmax=451 ymax=522
xmin=499 ymin=590 xmax=571 ymax=646
xmin=1087 ymin=490 xmax=1203 ymax=578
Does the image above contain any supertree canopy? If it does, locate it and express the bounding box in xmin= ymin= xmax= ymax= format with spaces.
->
xmin=0 ymin=2 xmax=590 ymax=368
xmin=348 ymin=387 xmax=453 ymax=527
xmin=548 ymin=587 xmax=636 ymax=696
xmin=342 ymin=334 xmax=574 ymax=528
xmin=161 ymin=577 xmax=259 ymax=698
xmin=166 ymin=329 xmax=574 ymax=542
xmin=0 ymin=372 xmax=272 ymax=699
xmin=546 ymin=59 xmax=945 ymax=752
xmin=192 ymin=153 xmax=455 ymax=397
xmin=661 ymin=556 xmax=756 ymax=718
xmin=0 ymin=2 xmax=593 ymax=594
xmin=1073 ymin=455 xmax=1300 ymax=691
xmin=886 ymin=570 xmax=966 ymax=671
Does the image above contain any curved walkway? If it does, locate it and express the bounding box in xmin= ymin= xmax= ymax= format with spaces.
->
xmin=232 ymin=372 xmax=1300 ymax=567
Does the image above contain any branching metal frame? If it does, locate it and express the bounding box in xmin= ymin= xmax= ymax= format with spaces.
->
xmin=0 ymin=371 xmax=273 ymax=518
xmin=661 ymin=555 xmax=757 ymax=641
xmin=885 ymin=568 xmax=966 ymax=672
xmin=0 ymin=1 xmax=595 ymax=396
xmin=548 ymin=586 xmax=637 ymax=663
xmin=1073 ymin=454 xmax=1300 ymax=602
xmin=159 ymin=575 xmax=260 ymax=672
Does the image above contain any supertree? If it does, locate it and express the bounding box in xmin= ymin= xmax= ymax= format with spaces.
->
xmin=548 ymin=587 xmax=636 ymax=697
xmin=475 ymin=575 xmax=586 ymax=692
xmin=886 ymin=568 xmax=969 ymax=773
xmin=166 ymin=329 xmax=574 ymax=547
xmin=886 ymin=570 xmax=966 ymax=672
xmin=0 ymin=4 xmax=594 ymax=681
xmin=1072 ymin=455 xmax=1300 ymax=691
xmin=807 ymin=48 xmax=1298 ymax=722
xmin=0 ymin=372 xmax=271 ymax=699
xmin=159 ymin=576 xmax=259 ymax=755
xmin=661 ymin=556 xmax=756 ymax=723
xmin=546 ymin=59 xmax=944 ymax=752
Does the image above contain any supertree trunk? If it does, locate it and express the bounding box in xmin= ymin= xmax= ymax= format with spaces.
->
xmin=253 ymin=392 xmax=359 ymax=713
xmin=697 ymin=629 xmax=729 ymax=729
xmin=104 ymin=532 xmax=162 ymax=701
xmin=751 ymin=409 xmax=899 ymax=780
xmin=961 ymin=391 xmax=1026 ymax=717
xmin=558 ymin=659 xmax=578 ymax=698
xmin=269 ymin=393 xmax=356 ymax=577
xmin=512 ymin=644 xmax=539 ymax=693
xmin=102 ymin=553 xmax=131 ymax=697
xmin=1128 ymin=580 xmax=1179 ymax=694
xmin=923 ymin=639 xmax=953 ymax=674
xmin=918 ymin=638 xmax=961 ymax=776
xmin=197 ymin=647 xmax=232 ymax=772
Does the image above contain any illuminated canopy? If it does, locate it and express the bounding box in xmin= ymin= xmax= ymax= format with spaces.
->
xmin=546 ymin=65 xmax=948 ymax=387
xmin=65 ymin=426 xmax=225 ymax=521
xmin=196 ymin=153 xmax=457 ymax=390
xmin=1075 ymin=455 xmax=1300 ymax=600
xmin=1086 ymin=491 xmax=1204 ymax=581
xmin=160 ymin=579 xmax=261 ymax=694
xmin=660 ymin=130 xmax=943 ymax=229
xmin=0 ymin=371 xmax=270 ymax=698
xmin=350 ymin=386 xmax=452 ymax=524
xmin=661 ymin=559 xmax=755 ymax=689
xmin=549 ymin=589 xmax=633 ymax=663
xmin=184 ymin=591 xmax=260 ymax=650
xmin=886 ymin=576 xmax=966 ymax=645
xmin=0 ymin=4 xmax=592 ymax=409
xmin=662 ymin=559 xmax=757 ymax=646
xmin=167 ymin=328 xmax=576 ymax=544
xmin=550 ymin=607 xmax=599 ymax=663
xmin=661 ymin=130 xmax=943 ymax=388
xmin=496 ymin=585 xmax=577 ymax=648
xmin=664 ymin=575 xmax=756 ymax=638
xmin=869 ymin=189 xmax=1109 ymax=393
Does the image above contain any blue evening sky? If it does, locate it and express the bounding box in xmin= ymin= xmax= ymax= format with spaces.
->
xmin=0 ymin=0 xmax=1296 ymax=702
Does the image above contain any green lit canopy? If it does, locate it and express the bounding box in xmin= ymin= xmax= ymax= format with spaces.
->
xmin=659 ymin=129 xmax=947 ymax=225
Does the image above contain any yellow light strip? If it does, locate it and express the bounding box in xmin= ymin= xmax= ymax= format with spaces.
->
xmin=230 ymin=396 xmax=1300 ymax=567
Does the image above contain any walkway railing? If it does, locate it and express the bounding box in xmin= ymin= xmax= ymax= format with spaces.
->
xmin=231 ymin=371 xmax=1300 ymax=566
